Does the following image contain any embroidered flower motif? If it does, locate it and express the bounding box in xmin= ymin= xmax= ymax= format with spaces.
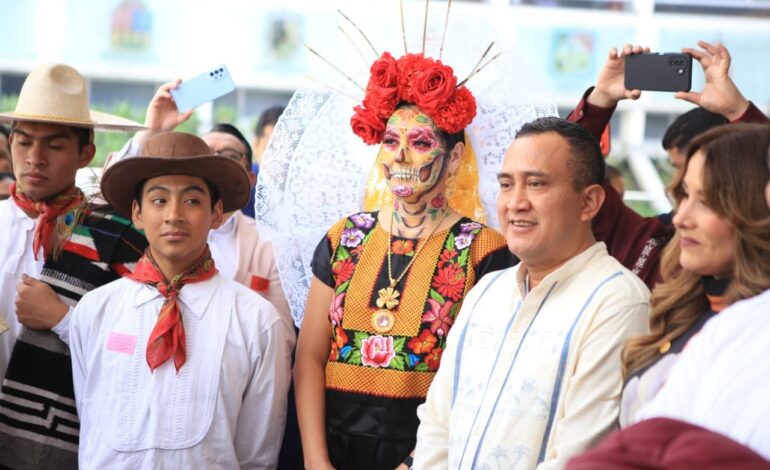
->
xmin=332 ymin=258 xmax=355 ymax=286
xmin=361 ymin=335 xmax=396 ymax=368
xmin=391 ymin=239 xmax=414 ymax=256
xmin=376 ymin=286 xmax=400 ymax=310
xmin=350 ymin=212 xmax=376 ymax=229
xmin=329 ymin=342 xmax=339 ymax=361
xmin=424 ymin=347 xmax=443 ymax=371
xmin=454 ymin=233 xmax=473 ymax=250
xmin=431 ymin=264 xmax=466 ymax=301
xmin=329 ymin=292 xmax=345 ymax=325
xmin=341 ymin=228 xmax=365 ymax=248
xmin=408 ymin=329 xmax=437 ymax=354
xmin=422 ymin=298 xmax=455 ymax=336
xmin=460 ymin=221 xmax=482 ymax=233
xmin=438 ymin=248 xmax=458 ymax=267
xmin=334 ymin=326 xmax=348 ymax=350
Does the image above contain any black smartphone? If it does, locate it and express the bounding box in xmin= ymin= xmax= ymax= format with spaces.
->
xmin=624 ymin=53 xmax=692 ymax=92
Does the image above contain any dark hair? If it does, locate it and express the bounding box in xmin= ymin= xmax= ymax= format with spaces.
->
xmin=0 ymin=125 xmax=9 ymax=140
xmin=661 ymin=107 xmax=728 ymax=151
xmin=207 ymin=123 xmax=253 ymax=166
xmin=133 ymin=177 xmax=221 ymax=211
xmin=516 ymin=116 xmax=605 ymax=189
xmin=255 ymin=106 xmax=285 ymax=138
xmin=11 ymin=122 xmax=93 ymax=152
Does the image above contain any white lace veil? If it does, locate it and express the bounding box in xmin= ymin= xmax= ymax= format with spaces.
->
xmin=256 ymin=13 xmax=557 ymax=327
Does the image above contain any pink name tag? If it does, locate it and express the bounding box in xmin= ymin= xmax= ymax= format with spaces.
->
xmin=106 ymin=332 xmax=137 ymax=355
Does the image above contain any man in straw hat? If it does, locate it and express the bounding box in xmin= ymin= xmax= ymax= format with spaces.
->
xmin=0 ymin=63 xmax=147 ymax=468
xmin=70 ymin=131 xmax=293 ymax=468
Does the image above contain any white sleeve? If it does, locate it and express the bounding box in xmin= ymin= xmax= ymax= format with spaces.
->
xmin=51 ymin=305 xmax=74 ymax=346
xmin=635 ymin=329 xmax=707 ymax=423
xmin=537 ymin=302 xmax=650 ymax=469
xmin=108 ymin=138 xmax=143 ymax=166
xmin=235 ymin=313 xmax=293 ymax=469
xmin=68 ymin=302 xmax=90 ymax=413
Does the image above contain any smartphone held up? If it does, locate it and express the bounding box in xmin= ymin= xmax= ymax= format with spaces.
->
xmin=624 ymin=53 xmax=692 ymax=92
xmin=170 ymin=65 xmax=236 ymax=112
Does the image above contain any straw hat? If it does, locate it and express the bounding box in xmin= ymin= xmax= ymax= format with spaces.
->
xmin=101 ymin=132 xmax=251 ymax=217
xmin=0 ymin=63 xmax=145 ymax=131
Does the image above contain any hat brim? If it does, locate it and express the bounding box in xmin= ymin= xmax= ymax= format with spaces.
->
xmin=100 ymin=154 xmax=251 ymax=217
xmin=0 ymin=110 xmax=146 ymax=132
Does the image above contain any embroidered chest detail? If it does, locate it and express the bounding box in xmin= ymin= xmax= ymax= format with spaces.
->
xmin=327 ymin=214 xmax=482 ymax=393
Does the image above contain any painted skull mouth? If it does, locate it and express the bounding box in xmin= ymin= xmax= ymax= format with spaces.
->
xmin=383 ymin=163 xmax=433 ymax=183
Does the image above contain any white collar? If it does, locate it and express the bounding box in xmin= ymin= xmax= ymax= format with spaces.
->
xmin=516 ymin=242 xmax=607 ymax=296
xmin=132 ymin=274 xmax=220 ymax=320
xmin=211 ymin=212 xmax=237 ymax=237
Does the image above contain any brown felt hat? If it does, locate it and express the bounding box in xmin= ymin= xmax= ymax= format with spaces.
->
xmin=0 ymin=63 xmax=145 ymax=131
xmin=100 ymin=131 xmax=251 ymax=217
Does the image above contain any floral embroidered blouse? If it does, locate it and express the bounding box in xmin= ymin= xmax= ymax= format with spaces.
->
xmin=311 ymin=211 xmax=512 ymax=402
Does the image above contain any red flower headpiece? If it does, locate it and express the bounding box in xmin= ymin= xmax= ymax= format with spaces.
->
xmin=350 ymin=52 xmax=477 ymax=145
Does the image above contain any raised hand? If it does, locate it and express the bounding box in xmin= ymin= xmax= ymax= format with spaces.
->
xmin=676 ymin=40 xmax=749 ymax=121
xmin=134 ymin=79 xmax=194 ymax=147
xmin=588 ymin=44 xmax=651 ymax=108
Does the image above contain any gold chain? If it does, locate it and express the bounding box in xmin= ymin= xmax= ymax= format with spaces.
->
xmin=386 ymin=208 xmax=449 ymax=288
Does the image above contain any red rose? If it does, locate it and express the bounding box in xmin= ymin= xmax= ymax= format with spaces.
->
xmin=430 ymin=193 xmax=446 ymax=209
xmin=396 ymin=53 xmax=431 ymax=103
xmin=432 ymin=86 xmax=477 ymax=134
xmin=350 ymin=105 xmax=385 ymax=145
xmin=361 ymin=335 xmax=396 ymax=368
xmin=412 ymin=62 xmax=457 ymax=114
xmin=364 ymin=52 xmax=399 ymax=119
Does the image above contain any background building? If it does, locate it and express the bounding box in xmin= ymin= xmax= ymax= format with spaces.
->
xmin=2 ymin=0 xmax=768 ymax=214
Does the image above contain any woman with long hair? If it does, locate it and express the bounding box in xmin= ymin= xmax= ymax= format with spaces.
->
xmin=620 ymin=123 xmax=770 ymax=426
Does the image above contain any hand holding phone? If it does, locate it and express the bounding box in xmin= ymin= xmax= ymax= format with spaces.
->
xmin=170 ymin=65 xmax=236 ymax=112
xmin=624 ymin=53 xmax=692 ymax=92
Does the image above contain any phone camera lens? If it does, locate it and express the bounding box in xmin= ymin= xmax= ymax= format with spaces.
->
xmin=678 ymin=69 xmax=684 ymax=75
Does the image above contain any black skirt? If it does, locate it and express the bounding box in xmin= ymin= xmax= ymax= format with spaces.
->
xmin=325 ymin=389 xmax=424 ymax=470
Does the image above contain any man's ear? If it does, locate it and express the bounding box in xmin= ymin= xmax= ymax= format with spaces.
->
xmin=131 ymin=199 xmax=144 ymax=230
xmin=78 ymin=143 xmax=96 ymax=169
xmin=210 ymin=199 xmax=224 ymax=230
xmin=447 ymin=141 xmax=465 ymax=175
xmin=579 ymin=183 xmax=606 ymax=222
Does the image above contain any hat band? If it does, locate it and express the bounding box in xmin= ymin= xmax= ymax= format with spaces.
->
xmin=10 ymin=112 xmax=94 ymax=125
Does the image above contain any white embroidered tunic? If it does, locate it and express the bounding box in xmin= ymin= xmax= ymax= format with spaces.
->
xmin=69 ymin=274 xmax=295 ymax=469
xmin=414 ymin=242 xmax=650 ymax=469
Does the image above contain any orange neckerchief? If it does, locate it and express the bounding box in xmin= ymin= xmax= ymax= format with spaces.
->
xmin=10 ymin=182 xmax=85 ymax=260
xmin=128 ymin=248 xmax=217 ymax=373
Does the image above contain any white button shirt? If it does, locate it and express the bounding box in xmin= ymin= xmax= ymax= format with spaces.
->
xmin=69 ymin=274 xmax=295 ymax=469
xmin=208 ymin=213 xmax=238 ymax=280
xmin=414 ymin=243 xmax=651 ymax=469
xmin=0 ymin=200 xmax=44 ymax=380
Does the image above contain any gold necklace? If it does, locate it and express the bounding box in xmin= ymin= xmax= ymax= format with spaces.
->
xmin=372 ymin=209 xmax=449 ymax=333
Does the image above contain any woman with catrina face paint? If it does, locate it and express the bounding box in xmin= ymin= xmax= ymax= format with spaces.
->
xmin=293 ymin=51 xmax=519 ymax=470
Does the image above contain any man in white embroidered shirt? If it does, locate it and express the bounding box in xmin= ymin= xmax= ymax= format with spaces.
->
xmin=69 ymin=132 xmax=293 ymax=469
xmin=413 ymin=117 xmax=650 ymax=469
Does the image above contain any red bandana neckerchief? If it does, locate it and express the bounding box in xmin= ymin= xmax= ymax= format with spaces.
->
xmin=10 ymin=182 xmax=85 ymax=260
xmin=128 ymin=247 xmax=218 ymax=373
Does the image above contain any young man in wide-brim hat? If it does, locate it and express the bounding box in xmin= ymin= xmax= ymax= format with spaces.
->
xmin=70 ymin=131 xmax=293 ymax=468
xmin=0 ymin=63 xmax=147 ymax=469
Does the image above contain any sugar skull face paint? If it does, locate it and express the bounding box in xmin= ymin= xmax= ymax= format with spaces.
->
xmin=378 ymin=106 xmax=448 ymax=200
